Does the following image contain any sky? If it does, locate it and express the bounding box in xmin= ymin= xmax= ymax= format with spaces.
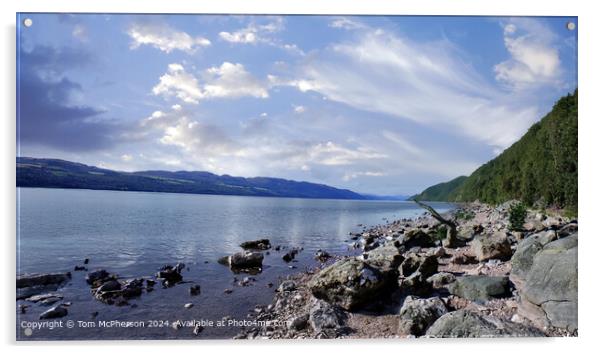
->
xmin=16 ymin=14 xmax=577 ymax=195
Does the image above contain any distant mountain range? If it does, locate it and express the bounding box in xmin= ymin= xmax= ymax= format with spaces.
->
xmin=413 ymin=90 xmax=577 ymax=212
xmin=16 ymin=157 xmax=408 ymax=201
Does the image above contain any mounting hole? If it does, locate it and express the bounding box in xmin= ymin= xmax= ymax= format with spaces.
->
xmin=566 ymin=21 xmax=575 ymax=31
xmin=23 ymin=18 xmax=33 ymax=27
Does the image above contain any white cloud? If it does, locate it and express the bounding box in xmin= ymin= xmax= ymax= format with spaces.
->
xmin=152 ymin=64 xmax=204 ymax=104
xmin=219 ymin=17 xmax=283 ymax=44
xmin=152 ymin=62 xmax=269 ymax=104
xmin=329 ymin=17 xmax=366 ymax=30
xmin=494 ymin=18 xmax=562 ymax=90
xmin=72 ymin=24 xmax=88 ymax=42
xmin=120 ymin=154 xmax=133 ymax=162
xmin=343 ymin=171 xmax=385 ymax=181
xmin=140 ymin=105 xmax=239 ymax=157
xmin=203 ymin=62 xmax=269 ymax=99
xmin=305 ymin=141 xmax=387 ymax=166
xmin=218 ymin=17 xmax=304 ymax=56
xmin=219 ymin=30 xmax=257 ymax=44
xmin=127 ymin=22 xmax=211 ymax=54
xmin=273 ymin=22 xmax=552 ymax=150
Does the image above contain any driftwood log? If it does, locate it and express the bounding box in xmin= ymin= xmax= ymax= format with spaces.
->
xmin=413 ymin=199 xmax=462 ymax=248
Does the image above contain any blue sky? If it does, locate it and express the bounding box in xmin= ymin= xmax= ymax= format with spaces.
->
xmin=17 ymin=14 xmax=577 ymax=195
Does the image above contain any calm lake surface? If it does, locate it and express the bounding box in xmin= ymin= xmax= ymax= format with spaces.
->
xmin=16 ymin=187 xmax=454 ymax=340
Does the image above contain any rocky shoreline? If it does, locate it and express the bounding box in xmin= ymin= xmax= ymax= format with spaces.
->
xmin=236 ymin=202 xmax=578 ymax=339
xmin=16 ymin=201 xmax=577 ymax=339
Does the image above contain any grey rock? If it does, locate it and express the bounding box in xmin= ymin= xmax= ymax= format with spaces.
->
xmin=363 ymin=243 xmax=403 ymax=274
xmin=86 ymin=269 xmax=111 ymax=285
xmin=309 ymin=299 xmax=345 ymax=332
xmin=308 ymin=257 xmax=388 ymax=310
xmin=425 ymin=310 xmax=544 ymax=337
xmin=17 ymin=272 xmax=71 ymax=288
xmin=25 ymin=292 xmax=64 ymax=303
xmin=558 ymin=223 xmax=577 ymax=238
xmin=96 ymin=280 xmax=122 ymax=293
xmin=427 ymin=272 xmax=456 ymax=288
xmin=399 ymin=296 xmax=448 ymax=335
xmin=240 ymin=239 xmax=271 ymax=250
xmin=471 ymin=232 xmax=512 ymax=261
xmin=314 ymin=249 xmax=332 ymax=262
xmin=277 ymin=280 xmax=297 ymax=293
xmin=39 ymin=304 xmax=68 ymax=319
xmin=229 ymin=251 xmax=264 ymax=268
xmin=397 ymin=229 xmax=436 ymax=248
xmin=289 ymin=314 xmax=309 ymax=331
xmin=450 ymin=253 xmax=478 ymax=265
xmin=399 ymin=254 xmax=439 ymax=296
xmin=518 ymin=233 xmax=578 ymax=331
xmin=157 ymin=264 xmax=184 ymax=283
xmin=510 ymin=230 xmax=557 ymax=287
xmin=189 ymin=284 xmax=201 ymax=295
xmin=282 ymin=249 xmax=299 ymax=262
xmin=448 ymin=276 xmax=510 ymax=302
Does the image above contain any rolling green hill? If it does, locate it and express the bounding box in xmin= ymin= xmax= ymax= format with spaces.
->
xmin=414 ymin=90 xmax=577 ymax=212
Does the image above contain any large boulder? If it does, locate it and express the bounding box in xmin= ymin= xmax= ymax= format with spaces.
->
xmin=308 ymin=257 xmax=390 ymax=310
xmin=363 ymin=244 xmax=403 ymax=274
xmin=425 ymin=310 xmax=544 ymax=337
xmin=448 ymin=276 xmax=511 ymax=302
xmin=517 ymin=234 xmax=578 ymax=332
xmin=510 ymin=230 xmax=557 ymax=287
xmin=471 ymin=232 xmax=512 ymax=261
xmin=399 ymin=296 xmax=448 ymax=335
xmin=399 ymin=253 xmax=439 ymax=295
xmin=396 ymin=229 xmax=436 ymax=248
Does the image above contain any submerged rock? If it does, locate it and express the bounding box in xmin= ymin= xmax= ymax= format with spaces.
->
xmin=189 ymin=284 xmax=201 ymax=296
xmin=282 ymin=249 xmax=299 ymax=262
xmin=314 ymin=249 xmax=332 ymax=262
xmin=240 ymin=239 xmax=271 ymax=250
xmin=86 ymin=269 xmax=111 ymax=286
xmin=17 ymin=272 xmax=71 ymax=289
xmin=399 ymin=296 xmax=448 ymax=336
xmin=156 ymin=264 xmax=185 ymax=284
xmin=231 ymin=251 xmax=264 ymax=268
xmin=24 ymin=293 xmax=64 ymax=303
